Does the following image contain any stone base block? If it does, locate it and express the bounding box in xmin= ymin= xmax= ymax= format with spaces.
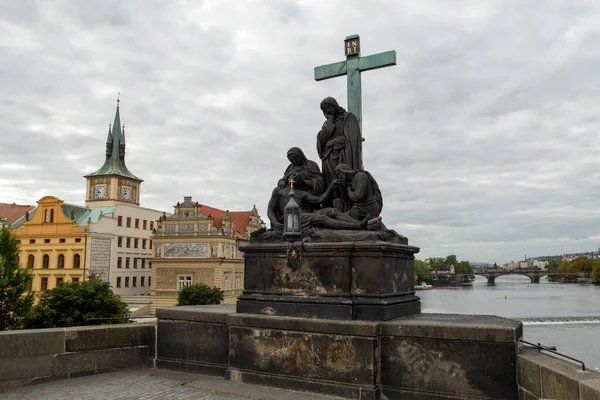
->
xmin=238 ymin=239 xmax=421 ymax=321
xmin=156 ymin=306 xmax=523 ymax=400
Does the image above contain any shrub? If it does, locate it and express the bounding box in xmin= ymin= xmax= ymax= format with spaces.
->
xmin=23 ymin=279 xmax=128 ymax=329
xmin=177 ymin=283 xmax=224 ymax=306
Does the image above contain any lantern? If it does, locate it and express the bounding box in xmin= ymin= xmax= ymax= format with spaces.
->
xmin=283 ymin=187 xmax=301 ymax=241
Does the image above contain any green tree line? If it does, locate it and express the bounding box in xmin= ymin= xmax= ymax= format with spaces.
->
xmin=546 ymin=257 xmax=599 ymax=282
xmin=414 ymin=254 xmax=473 ymax=284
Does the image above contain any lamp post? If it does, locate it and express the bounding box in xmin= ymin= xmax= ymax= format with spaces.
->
xmin=283 ymin=179 xmax=301 ymax=242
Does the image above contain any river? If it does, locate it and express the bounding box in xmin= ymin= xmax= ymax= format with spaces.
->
xmin=418 ymin=275 xmax=600 ymax=371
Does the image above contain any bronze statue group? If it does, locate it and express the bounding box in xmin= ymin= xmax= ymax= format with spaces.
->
xmin=267 ymin=97 xmax=384 ymax=232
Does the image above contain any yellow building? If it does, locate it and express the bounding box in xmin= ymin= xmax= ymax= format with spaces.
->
xmin=12 ymin=196 xmax=97 ymax=291
xmin=12 ymin=100 xmax=163 ymax=300
xmin=150 ymin=196 xmax=261 ymax=314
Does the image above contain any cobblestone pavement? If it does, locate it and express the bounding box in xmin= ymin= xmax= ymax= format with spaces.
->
xmin=0 ymin=368 xmax=345 ymax=400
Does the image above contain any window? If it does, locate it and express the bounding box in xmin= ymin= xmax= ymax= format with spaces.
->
xmin=41 ymin=277 xmax=48 ymax=290
xmin=125 ymin=277 xmax=130 ymax=287
xmin=28 ymin=254 xmax=34 ymax=268
xmin=133 ymin=277 xmax=137 ymax=287
xmin=44 ymin=209 xmax=49 ymax=223
xmin=150 ymin=221 xmax=154 ymax=230
xmin=126 ymin=217 xmax=131 ymax=227
xmin=125 ymin=257 xmax=130 ymax=268
xmin=236 ymin=275 xmax=241 ymax=289
xmin=117 ymin=257 xmax=122 ymax=268
xmin=59 ymin=238 xmax=66 ymax=243
xmin=75 ymin=238 xmax=81 ymax=243
xmin=143 ymin=220 xmax=147 ymax=230
xmin=141 ymin=259 xmax=146 ymax=269
xmin=141 ymin=276 xmax=145 ymax=287
xmin=148 ymin=276 xmax=151 ymax=287
xmin=73 ymin=254 xmax=81 ymax=269
xmin=44 ymin=239 xmax=50 ymax=243
xmin=56 ymin=277 xmax=63 ymax=285
xmin=150 ymin=240 xmax=152 ymax=249
xmin=118 ymin=237 xmax=122 ymax=247
xmin=118 ymin=216 xmax=123 ymax=226
xmin=142 ymin=239 xmax=146 ymax=249
xmin=58 ymin=254 xmax=65 ymax=268
xmin=72 ymin=277 xmax=79 ymax=283
xmin=42 ymin=254 xmax=49 ymax=268
xmin=29 ymin=239 xmax=35 ymax=244
xmin=134 ymin=238 xmax=138 ymax=248
xmin=178 ymin=276 xmax=192 ymax=290
xmin=224 ymin=275 xmax=229 ymax=290
xmin=133 ymin=258 xmax=138 ymax=268
xmin=135 ymin=219 xmax=139 ymax=228
xmin=117 ymin=277 xmax=122 ymax=288
xmin=50 ymin=209 xmax=54 ymax=223
xmin=126 ymin=238 xmax=131 ymax=248
xmin=149 ymin=262 xmax=152 ymax=269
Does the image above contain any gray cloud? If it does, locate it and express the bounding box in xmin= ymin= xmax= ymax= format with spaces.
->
xmin=2 ymin=0 xmax=600 ymax=263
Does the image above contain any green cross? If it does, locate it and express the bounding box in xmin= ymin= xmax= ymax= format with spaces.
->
xmin=314 ymin=34 xmax=396 ymax=141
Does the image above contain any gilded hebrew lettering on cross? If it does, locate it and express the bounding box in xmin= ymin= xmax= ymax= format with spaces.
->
xmin=314 ymin=34 xmax=396 ymax=143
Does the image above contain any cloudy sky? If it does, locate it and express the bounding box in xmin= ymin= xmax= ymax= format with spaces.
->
xmin=2 ymin=0 xmax=600 ymax=264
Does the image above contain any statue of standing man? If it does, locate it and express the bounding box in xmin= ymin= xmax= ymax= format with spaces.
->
xmin=317 ymin=97 xmax=362 ymax=207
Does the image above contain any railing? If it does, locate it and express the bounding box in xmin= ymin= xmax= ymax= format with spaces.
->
xmin=521 ymin=339 xmax=586 ymax=371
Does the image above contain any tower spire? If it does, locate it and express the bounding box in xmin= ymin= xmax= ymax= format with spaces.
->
xmin=105 ymin=124 xmax=113 ymax=158
xmin=85 ymin=95 xmax=141 ymax=182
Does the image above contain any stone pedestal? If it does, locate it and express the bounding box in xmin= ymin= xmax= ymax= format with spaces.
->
xmin=156 ymin=306 xmax=523 ymax=400
xmin=237 ymin=236 xmax=421 ymax=321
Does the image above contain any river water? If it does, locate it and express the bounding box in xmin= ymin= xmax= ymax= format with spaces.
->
xmin=418 ymin=275 xmax=600 ymax=371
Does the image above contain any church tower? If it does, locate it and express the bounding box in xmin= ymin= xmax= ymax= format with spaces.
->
xmin=84 ymin=98 xmax=143 ymax=207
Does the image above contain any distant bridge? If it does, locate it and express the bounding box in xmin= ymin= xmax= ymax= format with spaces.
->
xmin=469 ymin=269 xmax=588 ymax=284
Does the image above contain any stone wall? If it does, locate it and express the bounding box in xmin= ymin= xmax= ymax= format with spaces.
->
xmin=156 ymin=305 xmax=523 ymax=400
xmin=0 ymin=323 xmax=155 ymax=391
xmin=518 ymin=347 xmax=600 ymax=400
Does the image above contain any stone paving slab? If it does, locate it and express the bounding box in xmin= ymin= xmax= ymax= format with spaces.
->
xmin=0 ymin=368 xmax=345 ymax=400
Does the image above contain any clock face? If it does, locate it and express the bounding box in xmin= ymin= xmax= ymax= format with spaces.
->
xmin=95 ymin=185 xmax=107 ymax=199
xmin=121 ymin=186 xmax=132 ymax=200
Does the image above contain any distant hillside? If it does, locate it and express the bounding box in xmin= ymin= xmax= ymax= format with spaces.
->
xmin=470 ymin=262 xmax=493 ymax=269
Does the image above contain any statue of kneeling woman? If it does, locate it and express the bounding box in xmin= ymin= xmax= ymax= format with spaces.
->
xmin=267 ymin=171 xmax=381 ymax=232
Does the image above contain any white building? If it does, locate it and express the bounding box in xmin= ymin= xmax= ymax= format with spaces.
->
xmin=83 ymin=100 xmax=163 ymax=296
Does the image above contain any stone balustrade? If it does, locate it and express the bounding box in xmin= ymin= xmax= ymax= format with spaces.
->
xmin=518 ymin=347 xmax=600 ymax=400
xmin=0 ymin=323 xmax=155 ymax=391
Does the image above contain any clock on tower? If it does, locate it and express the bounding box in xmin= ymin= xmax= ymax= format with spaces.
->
xmin=95 ymin=185 xmax=107 ymax=199
xmin=121 ymin=186 xmax=132 ymax=201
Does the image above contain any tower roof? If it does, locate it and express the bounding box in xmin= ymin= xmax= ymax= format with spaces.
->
xmin=85 ymin=98 xmax=142 ymax=181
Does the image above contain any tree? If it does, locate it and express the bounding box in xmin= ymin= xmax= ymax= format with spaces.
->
xmin=23 ymin=279 xmax=128 ymax=329
xmin=592 ymin=262 xmax=600 ymax=282
xmin=428 ymin=257 xmax=446 ymax=272
xmin=0 ymin=227 xmax=34 ymax=330
xmin=414 ymin=259 xmax=432 ymax=284
xmin=455 ymin=261 xmax=473 ymax=275
xmin=570 ymin=256 xmax=592 ymax=274
xmin=178 ymin=283 xmax=224 ymax=306
xmin=444 ymin=254 xmax=458 ymax=270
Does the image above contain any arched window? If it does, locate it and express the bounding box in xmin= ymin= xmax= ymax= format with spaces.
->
xmin=42 ymin=254 xmax=49 ymax=268
xmin=50 ymin=209 xmax=55 ymax=223
xmin=73 ymin=254 xmax=81 ymax=269
xmin=44 ymin=209 xmax=49 ymax=223
xmin=58 ymin=254 xmax=65 ymax=268
xmin=28 ymin=254 xmax=34 ymax=268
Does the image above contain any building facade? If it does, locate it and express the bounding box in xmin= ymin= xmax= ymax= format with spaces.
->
xmin=12 ymin=196 xmax=90 ymax=291
xmin=150 ymin=196 xmax=261 ymax=314
xmin=12 ymin=100 xmax=163 ymax=296
xmin=0 ymin=202 xmax=34 ymax=228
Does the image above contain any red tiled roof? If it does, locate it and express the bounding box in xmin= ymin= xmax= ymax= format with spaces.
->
xmin=198 ymin=204 xmax=252 ymax=240
xmin=0 ymin=202 xmax=35 ymax=225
